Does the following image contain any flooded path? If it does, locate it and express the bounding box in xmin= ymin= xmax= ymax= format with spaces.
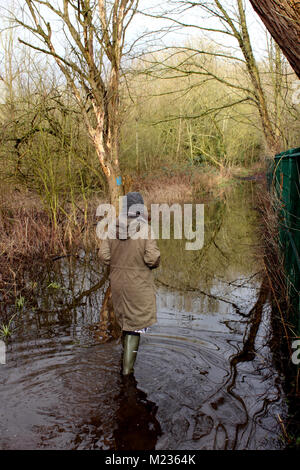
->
xmin=0 ymin=183 xmax=287 ymax=450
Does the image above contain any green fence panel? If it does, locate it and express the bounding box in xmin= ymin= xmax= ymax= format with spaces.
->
xmin=273 ymin=147 xmax=300 ymax=335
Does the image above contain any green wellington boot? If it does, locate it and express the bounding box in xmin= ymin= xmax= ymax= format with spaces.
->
xmin=122 ymin=333 xmax=140 ymax=375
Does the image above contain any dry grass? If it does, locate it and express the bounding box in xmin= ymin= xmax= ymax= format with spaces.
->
xmin=255 ymin=184 xmax=291 ymax=331
xmin=254 ymin=181 xmax=300 ymax=401
xmin=131 ymin=166 xmax=236 ymax=205
xmin=0 ymin=190 xmax=62 ymax=260
xmin=136 ymin=174 xmax=194 ymax=205
xmin=0 ymin=185 xmax=104 ymax=301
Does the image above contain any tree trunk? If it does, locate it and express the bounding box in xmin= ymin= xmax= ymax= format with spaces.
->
xmin=92 ymin=122 xmax=124 ymax=207
xmin=93 ymin=114 xmax=125 ymax=343
xmin=237 ymin=0 xmax=281 ymax=154
xmin=249 ymin=0 xmax=300 ymax=79
xmin=106 ymin=166 xmax=124 ymax=209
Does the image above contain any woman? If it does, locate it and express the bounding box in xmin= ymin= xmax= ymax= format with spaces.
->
xmin=99 ymin=192 xmax=160 ymax=375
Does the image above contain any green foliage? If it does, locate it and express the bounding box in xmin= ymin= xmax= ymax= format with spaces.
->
xmin=0 ymin=324 xmax=11 ymax=339
xmin=15 ymin=296 xmax=25 ymax=310
xmin=0 ymin=312 xmax=18 ymax=339
xmin=47 ymin=282 xmax=62 ymax=290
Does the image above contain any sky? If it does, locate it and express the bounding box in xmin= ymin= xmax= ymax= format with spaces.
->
xmin=127 ymin=0 xmax=270 ymax=58
xmin=1 ymin=0 xmax=271 ymax=57
xmin=0 ymin=0 xmax=274 ymax=102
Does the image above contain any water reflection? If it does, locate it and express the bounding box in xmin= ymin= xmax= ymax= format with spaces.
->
xmin=140 ymin=284 xmax=284 ymax=450
xmin=0 ymin=183 xmax=287 ymax=450
xmin=113 ymin=375 xmax=162 ymax=450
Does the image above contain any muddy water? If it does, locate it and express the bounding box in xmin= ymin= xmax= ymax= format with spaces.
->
xmin=0 ymin=183 xmax=287 ymax=450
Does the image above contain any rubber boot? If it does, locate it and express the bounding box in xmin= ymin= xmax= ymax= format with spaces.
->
xmin=122 ymin=333 xmax=140 ymax=375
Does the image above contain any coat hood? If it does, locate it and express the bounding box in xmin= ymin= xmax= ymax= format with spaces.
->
xmin=121 ymin=192 xmax=145 ymax=218
xmin=116 ymin=215 xmax=149 ymax=241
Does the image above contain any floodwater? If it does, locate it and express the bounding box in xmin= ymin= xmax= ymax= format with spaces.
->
xmin=0 ymin=183 xmax=287 ymax=450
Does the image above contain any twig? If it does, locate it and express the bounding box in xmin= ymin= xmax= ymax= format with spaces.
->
xmin=277 ymin=413 xmax=291 ymax=443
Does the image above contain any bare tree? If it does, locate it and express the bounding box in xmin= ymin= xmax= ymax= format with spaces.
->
xmin=249 ymin=0 xmax=300 ymax=79
xmin=8 ymin=0 xmax=141 ymax=341
xmin=141 ymin=0 xmax=290 ymax=155
xmin=13 ymin=0 xmax=139 ymax=206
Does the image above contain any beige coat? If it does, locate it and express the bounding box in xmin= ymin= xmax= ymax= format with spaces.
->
xmin=99 ymin=217 xmax=160 ymax=331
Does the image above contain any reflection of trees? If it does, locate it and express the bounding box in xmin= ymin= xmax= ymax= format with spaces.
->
xmin=185 ymin=275 xmax=277 ymax=450
xmin=224 ymin=275 xmax=271 ymax=449
xmin=24 ymin=254 xmax=120 ymax=342
xmin=19 ymin=256 xmax=106 ymax=336
xmin=155 ymin=277 xmax=243 ymax=313
xmin=228 ymin=275 xmax=269 ymax=368
xmin=157 ymin=184 xmax=258 ymax=292
xmin=190 ymin=198 xmax=227 ymax=268
xmin=39 ymin=274 xmax=108 ymax=325
xmin=95 ymin=285 xmax=121 ymax=343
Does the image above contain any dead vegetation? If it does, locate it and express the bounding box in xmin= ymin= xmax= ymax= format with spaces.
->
xmin=255 ymin=176 xmax=300 ymax=446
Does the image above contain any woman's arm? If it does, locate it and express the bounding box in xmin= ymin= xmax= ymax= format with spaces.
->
xmin=144 ymin=236 xmax=160 ymax=269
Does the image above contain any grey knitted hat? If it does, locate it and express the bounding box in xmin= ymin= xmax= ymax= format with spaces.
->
xmin=124 ymin=192 xmax=144 ymax=217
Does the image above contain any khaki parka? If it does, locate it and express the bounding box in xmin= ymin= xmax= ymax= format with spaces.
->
xmin=99 ymin=216 xmax=160 ymax=331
